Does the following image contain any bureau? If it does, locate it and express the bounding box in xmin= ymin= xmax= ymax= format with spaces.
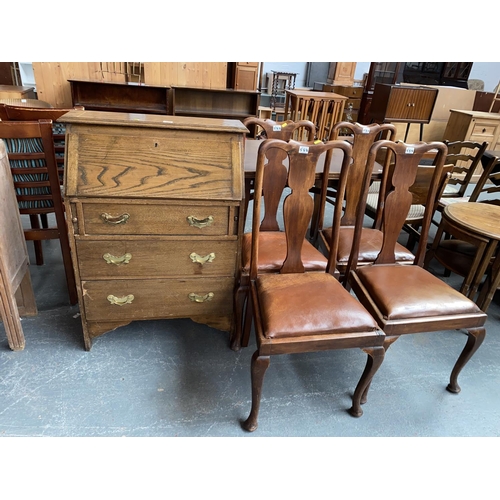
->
xmin=60 ymin=110 xmax=248 ymax=350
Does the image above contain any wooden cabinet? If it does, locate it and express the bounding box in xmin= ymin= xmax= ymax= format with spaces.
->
xmin=444 ymin=109 xmax=500 ymax=152
xmin=473 ymin=91 xmax=500 ymax=114
xmin=60 ymin=110 xmax=248 ymax=350
xmin=369 ymin=84 xmax=438 ymax=124
xmin=227 ymin=62 xmax=259 ymax=90
xmin=440 ymin=62 xmax=473 ymax=88
xmin=443 ymin=109 xmax=500 ymax=180
xmin=402 ymin=62 xmax=473 ymax=88
xmin=0 ymin=84 xmax=36 ymax=99
xmin=327 ymin=62 xmax=356 ymax=85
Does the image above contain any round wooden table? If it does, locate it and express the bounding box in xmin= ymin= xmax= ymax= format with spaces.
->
xmin=443 ymin=202 xmax=500 ymax=302
xmin=0 ymin=98 xmax=52 ymax=108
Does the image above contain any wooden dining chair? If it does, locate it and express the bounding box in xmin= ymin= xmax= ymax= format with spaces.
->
xmin=241 ymin=117 xmax=316 ymax=225
xmin=0 ymin=119 xmax=78 ymax=305
xmin=364 ymin=157 xmax=453 ymax=252
xmin=438 ymin=140 xmax=488 ymax=202
xmin=231 ymin=133 xmax=347 ymax=352
xmin=316 ymin=121 xmax=416 ymax=282
xmin=424 ymin=153 xmax=500 ymax=302
xmin=241 ymin=139 xmax=385 ymax=432
xmin=348 ymin=140 xmax=487 ymax=404
xmin=0 ymin=103 xmax=84 ymax=185
xmin=0 ymin=103 xmax=84 ymax=269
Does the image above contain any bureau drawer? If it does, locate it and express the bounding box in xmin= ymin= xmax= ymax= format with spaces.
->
xmin=471 ymin=121 xmax=499 ymax=138
xmin=76 ymin=239 xmax=238 ymax=278
xmin=80 ymin=202 xmax=232 ymax=235
xmin=328 ymin=86 xmax=363 ymax=98
xmin=344 ymin=98 xmax=361 ymax=110
xmin=82 ymin=277 xmax=234 ymax=321
xmin=468 ymin=134 xmax=495 ymax=147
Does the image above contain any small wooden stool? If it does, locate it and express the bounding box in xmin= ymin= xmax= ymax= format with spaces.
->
xmin=0 ymin=139 xmax=37 ymax=350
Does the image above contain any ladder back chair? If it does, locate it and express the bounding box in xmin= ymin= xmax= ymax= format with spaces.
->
xmin=242 ymin=139 xmax=386 ymax=432
xmin=0 ymin=119 xmax=78 ymax=305
xmin=0 ymin=103 xmax=84 ymax=268
xmin=348 ymin=140 xmax=487 ymax=405
xmin=0 ymin=103 xmax=84 ymax=185
xmin=434 ymin=139 xmax=488 ymax=211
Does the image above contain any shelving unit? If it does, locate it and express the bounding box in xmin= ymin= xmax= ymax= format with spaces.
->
xmin=69 ymin=80 xmax=170 ymax=114
xmin=171 ymin=86 xmax=260 ymax=121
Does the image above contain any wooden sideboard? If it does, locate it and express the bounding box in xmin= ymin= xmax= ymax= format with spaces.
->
xmin=60 ymin=110 xmax=248 ymax=350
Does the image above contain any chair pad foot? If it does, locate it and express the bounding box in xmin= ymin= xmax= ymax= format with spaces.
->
xmin=446 ymin=383 xmax=461 ymax=394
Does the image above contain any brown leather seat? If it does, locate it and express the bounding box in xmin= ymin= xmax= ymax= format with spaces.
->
xmin=257 ymin=272 xmax=379 ymax=339
xmin=240 ymin=232 xmax=327 ymax=273
xmin=242 ymin=139 xmax=385 ymax=432
xmin=322 ymin=226 xmax=414 ymax=267
xmin=355 ymin=265 xmax=482 ymax=321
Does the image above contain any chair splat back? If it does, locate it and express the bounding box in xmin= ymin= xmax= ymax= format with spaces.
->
xmin=357 ymin=141 xmax=448 ymax=267
xmin=331 ymin=121 xmax=396 ymax=226
xmin=250 ymin=139 xmax=352 ymax=279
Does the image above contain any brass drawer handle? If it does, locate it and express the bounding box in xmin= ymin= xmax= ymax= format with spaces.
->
xmin=107 ymin=294 xmax=134 ymax=306
xmin=101 ymin=212 xmax=130 ymax=224
xmin=190 ymin=252 xmax=215 ymax=265
xmin=103 ymin=253 xmax=132 ymax=265
xmin=187 ymin=215 xmax=214 ymax=228
xmin=188 ymin=292 xmax=214 ymax=303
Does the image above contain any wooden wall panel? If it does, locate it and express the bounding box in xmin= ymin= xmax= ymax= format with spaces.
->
xmin=33 ymin=62 xmax=229 ymax=108
xmin=144 ymin=63 xmax=227 ymax=89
